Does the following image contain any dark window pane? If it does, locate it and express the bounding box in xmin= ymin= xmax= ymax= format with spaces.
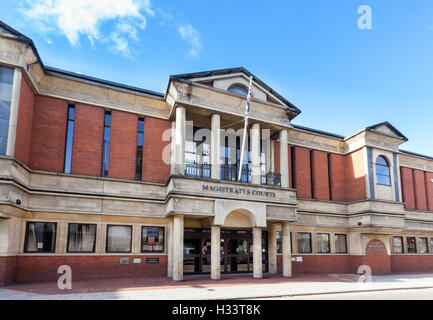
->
xmin=102 ymin=113 xmax=111 ymax=177
xmin=137 ymin=132 xmax=143 ymax=147
xmin=141 ymin=226 xmax=164 ymax=253
xmin=67 ymin=224 xmax=96 ymax=252
xmin=64 ymin=105 xmax=75 ymax=174
xmin=104 ymin=113 xmax=111 ymax=126
xmin=407 ymin=237 xmax=416 ymax=253
xmin=68 ymin=106 xmax=75 ymax=120
xmin=228 ymin=84 xmax=248 ymax=96
xmin=25 ymin=222 xmax=56 ymax=253
xmin=138 ymin=118 xmax=144 ymax=132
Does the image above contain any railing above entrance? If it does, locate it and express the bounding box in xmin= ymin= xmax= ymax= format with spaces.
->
xmin=185 ymin=162 xmax=281 ymax=187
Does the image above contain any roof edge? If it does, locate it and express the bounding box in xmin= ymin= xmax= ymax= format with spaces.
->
xmin=400 ymin=149 xmax=433 ymax=161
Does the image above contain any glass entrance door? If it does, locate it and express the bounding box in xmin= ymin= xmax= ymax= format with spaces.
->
xmin=184 ymin=228 xmax=268 ymax=274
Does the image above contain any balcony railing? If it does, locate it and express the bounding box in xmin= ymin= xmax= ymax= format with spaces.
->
xmin=261 ymin=171 xmax=281 ymax=187
xmin=184 ymin=161 xmax=211 ymax=179
xmin=220 ymin=164 xmax=251 ymax=184
xmin=185 ymin=162 xmax=281 ymax=187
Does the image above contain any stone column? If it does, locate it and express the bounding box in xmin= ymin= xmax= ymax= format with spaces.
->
xmin=279 ymin=130 xmax=289 ymax=188
xmin=172 ymin=215 xmax=184 ymax=281
xmin=175 ymin=107 xmax=186 ymax=175
xmin=211 ymin=114 xmax=221 ymax=179
xmin=270 ymin=140 xmax=275 ymax=172
xmin=167 ymin=218 xmax=174 ymax=277
xmin=268 ymin=224 xmax=277 ymax=274
xmin=251 ymin=123 xmax=261 ymax=185
xmin=282 ymin=221 xmax=292 ymax=277
xmin=211 ymin=225 xmax=221 ymax=280
xmin=170 ymin=121 xmax=176 ymax=175
xmin=6 ymin=67 xmax=22 ymax=157
xmin=253 ymin=227 xmax=262 ymax=278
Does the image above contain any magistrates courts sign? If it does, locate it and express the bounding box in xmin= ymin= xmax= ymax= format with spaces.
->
xmin=202 ymin=184 xmax=276 ymax=198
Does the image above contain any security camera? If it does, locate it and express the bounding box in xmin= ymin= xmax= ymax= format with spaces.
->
xmin=357 ymin=221 xmax=362 ymax=226
xmin=16 ymin=199 xmax=22 ymax=205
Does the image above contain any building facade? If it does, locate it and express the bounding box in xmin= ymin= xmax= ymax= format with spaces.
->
xmin=1 ymin=21 xmax=433 ymax=285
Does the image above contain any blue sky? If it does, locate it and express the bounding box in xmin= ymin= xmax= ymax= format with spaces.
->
xmin=2 ymin=0 xmax=433 ymax=156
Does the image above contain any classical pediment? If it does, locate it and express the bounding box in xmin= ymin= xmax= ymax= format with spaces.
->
xmin=366 ymin=121 xmax=408 ymax=141
xmin=170 ymin=67 xmax=301 ymax=119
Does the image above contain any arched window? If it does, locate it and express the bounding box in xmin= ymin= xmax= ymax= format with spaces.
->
xmin=376 ymin=156 xmax=391 ymax=186
xmin=227 ymin=84 xmax=248 ymax=96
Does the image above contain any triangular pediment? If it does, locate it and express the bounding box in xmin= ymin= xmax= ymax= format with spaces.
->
xmin=366 ymin=121 xmax=408 ymax=141
xmin=0 ymin=21 xmax=28 ymax=40
xmin=170 ymin=67 xmax=301 ymax=119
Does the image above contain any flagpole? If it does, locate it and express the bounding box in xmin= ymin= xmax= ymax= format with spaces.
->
xmin=238 ymin=76 xmax=253 ymax=182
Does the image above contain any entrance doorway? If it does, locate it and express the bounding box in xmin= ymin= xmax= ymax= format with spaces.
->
xmin=183 ymin=228 xmax=268 ymax=274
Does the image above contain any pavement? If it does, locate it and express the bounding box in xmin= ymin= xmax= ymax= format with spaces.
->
xmin=2 ymin=272 xmax=433 ymax=300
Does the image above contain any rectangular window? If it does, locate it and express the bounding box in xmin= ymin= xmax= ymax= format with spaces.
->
xmin=101 ymin=111 xmax=111 ymax=177
xmin=106 ymin=225 xmax=132 ymax=253
xmin=0 ymin=66 xmax=14 ymax=155
xmin=393 ymin=236 xmax=404 ymax=254
xmin=24 ymin=222 xmax=57 ymax=253
xmin=141 ymin=226 xmax=165 ymax=253
xmin=64 ymin=104 xmax=75 ymax=173
xmin=418 ymin=237 xmax=428 ymax=254
xmin=67 ymin=223 xmax=96 ymax=253
xmin=135 ymin=118 xmax=144 ymax=181
xmin=407 ymin=237 xmax=417 ymax=253
xmin=316 ymin=233 xmax=330 ymax=254
xmin=335 ymin=234 xmax=348 ymax=253
xmin=297 ymin=232 xmax=312 ymax=254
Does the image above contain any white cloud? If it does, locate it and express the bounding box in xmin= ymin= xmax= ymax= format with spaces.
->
xmin=20 ymin=0 xmax=155 ymax=56
xmin=178 ymin=24 xmax=202 ymax=57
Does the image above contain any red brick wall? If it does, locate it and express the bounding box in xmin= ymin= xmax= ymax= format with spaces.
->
xmin=311 ymin=150 xmax=330 ymax=200
xmin=351 ymin=240 xmax=391 ymax=275
xmin=426 ymin=172 xmax=433 ymax=211
xmin=108 ymin=110 xmax=138 ymax=180
xmin=29 ymin=96 xmax=68 ymax=172
xmin=413 ymin=169 xmax=428 ymax=211
xmin=345 ymin=149 xmax=366 ymax=202
xmin=70 ymin=104 xmax=105 ymax=176
xmin=142 ymin=117 xmax=171 ymax=183
xmin=292 ymin=146 xmax=312 ymax=199
xmin=15 ymin=77 xmax=34 ymax=166
xmin=391 ymin=255 xmax=433 ymax=273
xmin=277 ymin=255 xmax=351 ymax=274
xmin=401 ymin=167 xmax=416 ymax=210
xmin=0 ymin=256 xmax=16 ymax=286
xmin=14 ymin=255 xmax=167 ymax=283
xmin=329 ymin=153 xmax=346 ymax=202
